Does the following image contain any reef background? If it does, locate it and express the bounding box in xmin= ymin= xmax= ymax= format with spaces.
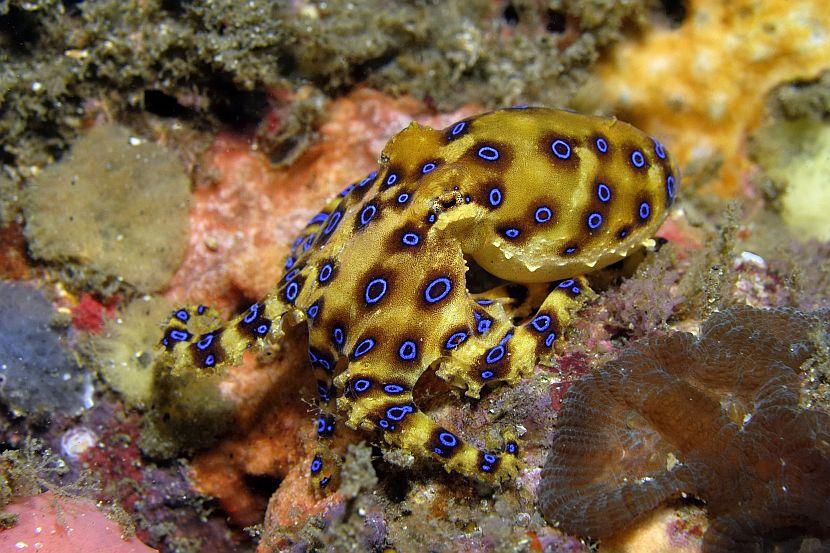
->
xmin=1 ymin=1 xmax=830 ymax=552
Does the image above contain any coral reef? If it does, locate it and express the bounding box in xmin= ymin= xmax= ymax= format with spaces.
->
xmin=0 ymin=280 xmax=89 ymax=418
xmin=23 ymin=124 xmax=190 ymax=294
xmin=539 ymin=306 xmax=830 ymax=551
xmin=596 ymin=0 xmax=830 ymax=196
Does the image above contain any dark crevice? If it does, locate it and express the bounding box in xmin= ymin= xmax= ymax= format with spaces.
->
xmin=503 ymin=3 xmax=519 ymax=26
xmin=545 ymin=9 xmax=567 ymax=34
xmin=659 ymin=0 xmax=687 ymax=28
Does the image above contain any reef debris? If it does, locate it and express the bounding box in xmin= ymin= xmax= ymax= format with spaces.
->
xmin=539 ymin=306 xmax=830 ymax=551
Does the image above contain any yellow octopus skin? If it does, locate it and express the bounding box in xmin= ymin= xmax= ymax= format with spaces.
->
xmin=158 ymin=106 xmax=679 ymax=489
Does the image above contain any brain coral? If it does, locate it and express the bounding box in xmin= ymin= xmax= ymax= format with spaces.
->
xmin=539 ymin=306 xmax=830 ymax=552
xmin=23 ymin=124 xmax=190 ymax=293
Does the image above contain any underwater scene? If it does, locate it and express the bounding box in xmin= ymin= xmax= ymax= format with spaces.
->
xmin=1 ymin=1 xmax=829 ymax=551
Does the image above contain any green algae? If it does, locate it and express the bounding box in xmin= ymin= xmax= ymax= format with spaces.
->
xmin=23 ymin=124 xmax=190 ymax=294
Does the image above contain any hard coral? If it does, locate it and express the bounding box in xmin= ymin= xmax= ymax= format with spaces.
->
xmin=539 ymin=306 xmax=830 ymax=552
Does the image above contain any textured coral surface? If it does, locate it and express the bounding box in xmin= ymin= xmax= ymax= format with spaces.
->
xmin=539 ymin=306 xmax=830 ymax=551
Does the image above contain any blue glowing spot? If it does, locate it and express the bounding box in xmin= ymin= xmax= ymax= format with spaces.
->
xmin=631 ymin=150 xmax=646 ymax=168
xmin=653 ymin=138 xmax=666 ymax=159
xmin=309 ymin=212 xmax=329 ymax=225
xmin=597 ymin=183 xmax=612 ymax=203
xmin=358 ymin=204 xmax=377 ymax=227
xmin=564 ymin=246 xmax=577 ymax=255
xmin=386 ymin=405 xmax=413 ymax=421
xmin=284 ymin=268 xmax=299 ymax=282
xmin=476 ymin=299 xmax=494 ymax=306
xmin=353 ymin=337 xmax=376 ymax=359
xmin=427 ymin=213 xmax=437 ymax=224
xmin=667 ymin=174 xmax=676 ymax=200
xmin=383 ymin=383 xmax=405 ymax=395
xmin=438 ymin=432 xmax=458 ymax=447
xmin=323 ymin=211 xmax=342 ymax=235
xmin=285 ymin=281 xmax=299 ymax=302
xmin=398 ymin=340 xmax=417 ymax=361
xmin=285 ymin=256 xmax=295 ymax=270
xmin=204 ymin=354 xmax=215 ymax=367
xmin=445 ymin=331 xmax=468 ymax=350
xmin=170 ymin=329 xmax=190 ymax=342
xmin=534 ymin=206 xmax=552 ymax=223
xmin=595 ymin=137 xmax=608 ymax=153
xmin=488 ymin=187 xmax=503 ymax=207
xmin=450 ymin=121 xmax=467 ymax=136
xmin=307 ymin=303 xmax=319 ymax=320
xmin=485 ymin=344 xmax=505 ymax=364
xmin=358 ymin=171 xmax=377 ymax=188
xmin=639 ymin=201 xmax=651 ymax=220
xmin=318 ymin=263 xmax=333 ymax=284
xmin=174 ymin=309 xmax=189 ymax=322
xmin=402 ymin=232 xmax=420 ymax=247
xmin=354 ymin=379 xmax=372 ymax=393
xmin=364 ymin=277 xmax=388 ymax=305
xmin=421 ymin=162 xmax=437 ymax=174
xmin=587 ymin=212 xmax=603 ymax=230
xmin=256 ymin=324 xmax=269 ymax=335
xmin=196 ymin=333 xmax=214 ymax=350
xmin=531 ymin=314 xmax=551 ymax=332
xmin=545 ymin=332 xmax=557 ymax=348
xmin=397 ymin=192 xmax=410 ymax=204
xmin=385 ymin=173 xmax=398 ymax=187
xmin=502 ymin=227 xmax=521 ymax=239
xmin=506 ymin=441 xmax=518 ymax=454
xmin=424 ymin=277 xmax=453 ymax=304
xmin=550 ymin=139 xmax=571 ymax=159
xmin=332 ymin=326 xmax=345 ymax=347
xmin=320 ymin=476 xmax=331 ymax=488
xmin=197 ymin=305 xmax=206 ymax=315
xmin=310 ymin=455 xmax=323 ymax=474
xmin=558 ymin=279 xmax=575 ymax=289
xmin=477 ymin=146 xmax=500 ymax=161
xmin=481 ymin=370 xmax=494 ymax=380
xmin=243 ymin=304 xmax=259 ymax=324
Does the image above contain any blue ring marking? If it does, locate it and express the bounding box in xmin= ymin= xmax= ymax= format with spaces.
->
xmin=476 ymin=299 xmax=494 ymax=305
xmin=309 ymin=212 xmax=329 ymax=225
xmin=488 ymin=187 xmax=503 ymax=207
xmin=385 ymin=173 xmax=398 ymax=187
xmin=427 ymin=213 xmax=437 ymax=224
xmin=477 ymin=318 xmax=492 ymax=334
xmin=339 ymin=183 xmax=355 ymax=197
xmin=243 ymin=304 xmax=259 ymax=324
xmin=596 ymin=137 xmax=608 ymax=153
xmin=424 ymin=277 xmax=453 ymax=304
xmin=421 ymin=162 xmax=437 ymax=174
xmin=653 ymin=138 xmax=666 ymax=159
xmin=302 ymin=234 xmax=315 ymax=252
xmin=364 ymin=277 xmax=388 ymax=305
xmin=397 ymin=192 xmax=410 ymax=204
xmin=170 ymin=329 xmax=190 ymax=342
xmin=550 ymin=139 xmax=571 ymax=159
xmin=383 ymin=384 xmax=405 ymax=395
xmin=477 ymin=146 xmax=500 ymax=161
xmin=359 ymin=204 xmax=377 ymax=226
xmin=631 ymin=150 xmax=646 ymax=168
xmin=639 ymin=201 xmax=651 ymax=220
xmin=292 ymin=235 xmax=303 ymax=250
xmin=358 ymin=171 xmax=377 ymax=188
xmin=256 ymin=324 xmax=269 ymax=335
xmin=307 ymin=304 xmax=319 ymax=319
xmin=310 ymin=456 xmax=322 ymax=474
xmin=197 ymin=305 xmax=206 ymax=315
xmin=316 ymin=417 xmax=326 ymax=434
xmin=284 ymin=268 xmax=299 ymax=282
xmin=353 ymin=337 xmax=376 ymax=359
xmin=175 ymin=309 xmax=189 ymax=322
xmin=534 ymin=206 xmax=552 ymax=223
xmin=333 ymin=326 xmax=345 ymax=346
xmin=481 ymin=463 xmax=492 ymax=472
xmin=481 ymin=370 xmax=494 ymax=380
xmin=564 ymin=246 xmax=577 ymax=255
xmin=618 ymin=228 xmax=629 ymax=239
xmin=286 ymin=282 xmax=299 ymax=301
xmin=196 ymin=333 xmax=214 ymax=350
xmin=503 ymin=227 xmax=521 ymax=239
xmin=354 ymin=379 xmax=371 ymax=393
xmin=451 ymin=121 xmax=466 ymax=136
xmin=484 ymin=453 xmax=497 ymax=464
xmin=317 ymin=381 xmax=331 ymax=402
xmin=445 ymin=331 xmax=468 ymax=349
xmin=323 ymin=211 xmax=342 ymax=234
xmin=558 ymin=279 xmax=575 ymax=288
xmin=402 ymin=232 xmax=420 ymax=246
xmin=386 ymin=405 xmax=413 ymax=421
xmin=320 ymin=476 xmax=331 ymax=488
xmin=398 ymin=340 xmax=417 ymax=361
xmin=597 ymin=183 xmax=612 ymax=203
xmin=531 ymin=314 xmax=551 ymax=332
xmin=318 ymin=263 xmax=333 ymax=283
xmin=587 ymin=212 xmax=603 ymax=230
xmin=204 ymin=354 xmax=215 ymax=367
xmin=545 ymin=332 xmax=557 ymax=347
xmin=486 ymin=344 xmax=505 ymax=364
xmin=438 ymin=432 xmax=458 ymax=447
xmin=285 ymin=256 xmax=295 ymax=270
xmin=506 ymin=442 xmax=517 ymax=454
xmin=667 ymin=175 xmax=676 ymax=199
xmin=378 ymin=419 xmax=389 ymax=429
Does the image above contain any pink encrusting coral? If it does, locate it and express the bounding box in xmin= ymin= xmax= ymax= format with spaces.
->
xmin=538 ymin=306 xmax=830 ymax=551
